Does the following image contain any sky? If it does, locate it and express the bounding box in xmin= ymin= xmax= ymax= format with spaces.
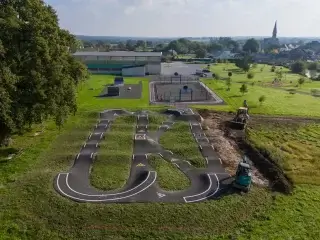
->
xmin=45 ymin=0 xmax=320 ymax=37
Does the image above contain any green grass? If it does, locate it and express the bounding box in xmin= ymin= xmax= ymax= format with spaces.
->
xmin=148 ymin=154 xmax=190 ymax=191
xmin=1 ymin=73 xmax=320 ymax=240
xmin=201 ymin=63 xmax=320 ymax=116
xmin=147 ymin=113 xmax=167 ymax=131
xmin=90 ymin=116 xmax=135 ymax=190
xmin=77 ymin=75 xmax=161 ymax=111
xmin=247 ymin=122 xmax=320 ymax=185
xmin=159 ymin=121 xmax=206 ymax=168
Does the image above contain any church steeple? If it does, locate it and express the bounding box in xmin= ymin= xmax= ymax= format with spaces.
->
xmin=272 ymin=21 xmax=277 ymax=38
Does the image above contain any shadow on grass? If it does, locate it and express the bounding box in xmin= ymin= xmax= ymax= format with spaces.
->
xmin=230 ymin=95 xmax=243 ymax=98
xmin=0 ymin=147 xmax=20 ymax=164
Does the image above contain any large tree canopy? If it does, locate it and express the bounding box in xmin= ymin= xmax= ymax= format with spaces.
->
xmin=0 ymin=0 xmax=88 ymax=145
xmin=243 ymin=38 xmax=260 ymax=53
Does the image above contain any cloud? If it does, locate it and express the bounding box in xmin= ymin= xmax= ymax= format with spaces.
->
xmin=45 ymin=0 xmax=320 ymax=37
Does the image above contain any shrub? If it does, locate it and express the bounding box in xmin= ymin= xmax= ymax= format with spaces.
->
xmin=247 ymin=72 xmax=255 ymax=79
xmin=174 ymin=72 xmax=179 ymax=76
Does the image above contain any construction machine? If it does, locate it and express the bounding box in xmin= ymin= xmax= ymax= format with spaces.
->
xmin=229 ymin=107 xmax=249 ymax=130
xmin=233 ymin=157 xmax=252 ymax=192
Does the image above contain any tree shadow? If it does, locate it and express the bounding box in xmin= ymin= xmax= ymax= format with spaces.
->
xmin=230 ymin=95 xmax=243 ymax=98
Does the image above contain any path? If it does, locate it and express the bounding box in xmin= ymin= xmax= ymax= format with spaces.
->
xmin=54 ymin=108 xmax=232 ymax=203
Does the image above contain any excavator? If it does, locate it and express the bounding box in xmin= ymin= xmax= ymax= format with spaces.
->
xmin=229 ymin=107 xmax=249 ymax=130
xmin=233 ymin=157 xmax=252 ymax=192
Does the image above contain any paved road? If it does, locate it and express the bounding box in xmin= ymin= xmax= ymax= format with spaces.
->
xmin=54 ymin=108 xmax=233 ymax=203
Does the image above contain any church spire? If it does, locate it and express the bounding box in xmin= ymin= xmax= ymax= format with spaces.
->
xmin=272 ymin=21 xmax=277 ymax=38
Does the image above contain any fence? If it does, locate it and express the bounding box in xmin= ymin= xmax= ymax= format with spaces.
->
xmin=153 ymin=75 xmax=199 ymax=84
xmin=155 ymin=88 xmax=211 ymax=102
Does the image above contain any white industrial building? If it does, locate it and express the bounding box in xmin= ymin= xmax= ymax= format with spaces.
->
xmin=73 ymin=51 xmax=162 ymax=76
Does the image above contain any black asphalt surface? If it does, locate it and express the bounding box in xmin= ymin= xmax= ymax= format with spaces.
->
xmin=54 ymin=108 xmax=233 ymax=203
xmin=98 ymin=82 xmax=142 ymax=99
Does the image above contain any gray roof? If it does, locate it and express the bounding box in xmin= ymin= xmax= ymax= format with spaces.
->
xmin=73 ymin=51 xmax=162 ymax=57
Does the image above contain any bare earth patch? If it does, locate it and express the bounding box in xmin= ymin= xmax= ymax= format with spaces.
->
xmin=200 ymin=112 xmax=268 ymax=187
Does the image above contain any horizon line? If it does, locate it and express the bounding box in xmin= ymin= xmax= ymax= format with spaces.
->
xmin=75 ymin=34 xmax=320 ymax=39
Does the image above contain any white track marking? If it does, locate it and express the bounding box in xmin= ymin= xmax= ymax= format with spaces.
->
xmin=83 ymin=143 xmax=86 ymax=148
xmin=88 ymin=133 xmax=92 ymax=139
xmin=158 ymin=153 xmax=163 ymax=158
xmin=168 ymin=150 xmax=173 ymax=155
xmin=205 ymin=157 xmax=208 ymax=165
xmin=76 ymin=153 xmax=80 ymax=159
xmin=183 ymin=174 xmax=220 ymax=203
xmin=132 ymin=155 xmax=135 ymax=160
xmin=199 ymin=145 xmax=202 ymax=150
xmin=96 ymin=143 xmax=99 ymax=147
xmin=184 ymin=160 xmax=191 ymax=165
xmin=100 ymin=133 xmax=104 ymax=139
xmin=145 ymin=154 xmax=148 ymax=159
xmin=90 ymin=153 xmax=93 ymax=159
xmin=173 ymin=163 xmax=179 ymax=168
xmin=56 ymin=172 xmax=156 ymax=200
xmin=219 ymin=158 xmax=222 ymax=164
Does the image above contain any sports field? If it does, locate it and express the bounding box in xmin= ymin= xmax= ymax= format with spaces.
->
xmin=1 ymin=74 xmax=320 ymax=239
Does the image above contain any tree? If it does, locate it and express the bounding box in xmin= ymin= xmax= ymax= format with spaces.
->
xmin=240 ymin=84 xmax=248 ymax=95
xmin=307 ymin=62 xmax=318 ymax=71
xmin=235 ymin=55 xmax=252 ymax=72
xmin=276 ymin=70 xmax=283 ymax=80
xmin=247 ymin=72 xmax=254 ymax=79
xmin=228 ymin=72 xmax=232 ymax=77
xmin=195 ymin=48 xmax=207 ymax=58
xmin=258 ymin=95 xmax=266 ymax=105
xmin=126 ymin=40 xmax=136 ymax=51
xmin=291 ymin=61 xmax=306 ymax=74
xmin=226 ymin=78 xmax=232 ymax=90
xmin=243 ymin=38 xmax=260 ymax=53
xmin=298 ymin=77 xmax=305 ymax=86
xmin=0 ymin=1 xmax=88 ymax=145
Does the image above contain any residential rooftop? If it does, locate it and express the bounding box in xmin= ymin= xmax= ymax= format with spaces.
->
xmin=73 ymin=51 xmax=162 ymax=57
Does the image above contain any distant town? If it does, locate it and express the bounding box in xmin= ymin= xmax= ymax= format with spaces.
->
xmin=75 ymin=21 xmax=320 ymax=70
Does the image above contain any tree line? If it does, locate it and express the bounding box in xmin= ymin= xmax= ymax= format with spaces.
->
xmin=76 ymin=37 xmax=263 ymax=58
xmin=0 ymin=0 xmax=88 ymax=146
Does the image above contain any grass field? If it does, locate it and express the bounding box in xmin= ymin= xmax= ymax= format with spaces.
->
xmin=200 ymin=63 xmax=320 ymax=117
xmin=148 ymin=155 xmax=190 ymax=191
xmin=90 ymin=115 xmax=135 ymax=190
xmin=159 ymin=122 xmax=206 ymax=168
xmin=247 ymin=122 xmax=320 ymax=185
xmin=1 ymin=74 xmax=320 ymax=239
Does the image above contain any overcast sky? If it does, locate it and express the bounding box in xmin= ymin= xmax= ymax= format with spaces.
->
xmin=45 ymin=0 xmax=320 ymax=37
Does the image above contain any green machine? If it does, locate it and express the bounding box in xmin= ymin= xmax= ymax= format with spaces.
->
xmin=233 ymin=157 xmax=252 ymax=192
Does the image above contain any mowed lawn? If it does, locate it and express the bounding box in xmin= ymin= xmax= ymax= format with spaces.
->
xmin=200 ymin=63 xmax=320 ymax=117
xmin=1 ymin=74 xmax=320 ymax=239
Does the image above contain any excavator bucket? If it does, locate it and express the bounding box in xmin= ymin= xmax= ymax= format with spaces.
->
xmin=229 ymin=120 xmax=246 ymax=130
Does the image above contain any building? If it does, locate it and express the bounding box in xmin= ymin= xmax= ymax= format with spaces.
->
xmin=73 ymin=51 xmax=162 ymax=76
xmin=261 ymin=21 xmax=280 ymax=50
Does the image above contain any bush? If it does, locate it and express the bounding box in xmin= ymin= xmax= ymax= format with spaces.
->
xmin=247 ymin=72 xmax=255 ymax=79
xmin=240 ymin=83 xmax=248 ymax=95
xmin=228 ymin=72 xmax=232 ymax=77
xmin=213 ymin=73 xmax=220 ymax=80
xmin=174 ymin=72 xmax=179 ymax=76
xmin=291 ymin=61 xmax=306 ymax=74
xmin=258 ymin=95 xmax=266 ymax=105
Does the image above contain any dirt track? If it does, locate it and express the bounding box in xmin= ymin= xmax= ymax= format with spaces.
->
xmin=197 ymin=109 xmax=319 ymax=193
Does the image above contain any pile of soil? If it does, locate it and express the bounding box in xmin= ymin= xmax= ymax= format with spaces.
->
xmin=197 ymin=109 xmax=309 ymax=194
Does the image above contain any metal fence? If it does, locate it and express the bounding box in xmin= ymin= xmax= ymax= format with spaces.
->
xmin=152 ymin=75 xmax=199 ymax=84
xmin=155 ymin=88 xmax=211 ymax=102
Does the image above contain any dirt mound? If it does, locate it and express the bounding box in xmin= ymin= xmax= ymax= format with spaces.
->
xmin=198 ymin=109 xmax=296 ymax=193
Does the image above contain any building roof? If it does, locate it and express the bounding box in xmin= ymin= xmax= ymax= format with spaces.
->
xmin=73 ymin=51 xmax=162 ymax=57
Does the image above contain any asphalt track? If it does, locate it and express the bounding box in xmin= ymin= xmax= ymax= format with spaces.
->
xmin=54 ymin=108 xmax=233 ymax=203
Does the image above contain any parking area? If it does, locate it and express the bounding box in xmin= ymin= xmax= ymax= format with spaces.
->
xmin=161 ymin=62 xmax=206 ymax=76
